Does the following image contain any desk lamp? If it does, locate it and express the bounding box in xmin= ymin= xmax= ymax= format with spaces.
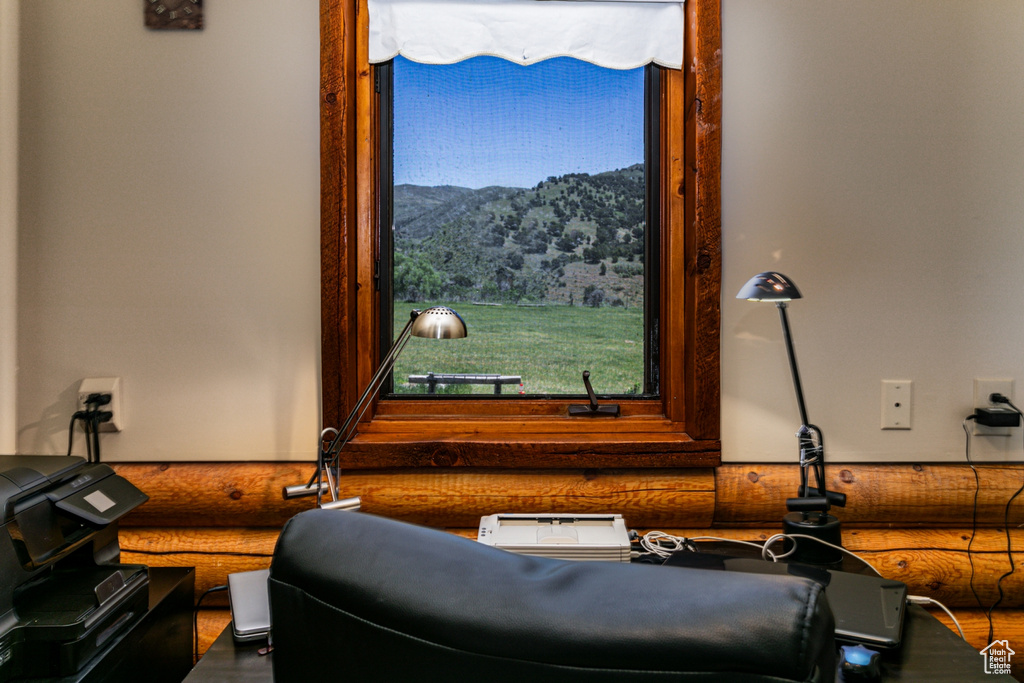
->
xmin=737 ymin=272 xmax=846 ymax=564
xmin=284 ymin=306 xmax=467 ymax=509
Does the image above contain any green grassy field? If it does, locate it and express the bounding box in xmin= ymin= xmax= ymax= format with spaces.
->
xmin=391 ymin=303 xmax=645 ymax=396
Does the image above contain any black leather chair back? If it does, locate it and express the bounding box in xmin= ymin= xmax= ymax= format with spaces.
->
xmin=270 ymin=509 xmax=835 ymax=682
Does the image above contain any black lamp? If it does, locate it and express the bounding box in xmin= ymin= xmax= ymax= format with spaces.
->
xmin=283 ymin=306 xmax=467 ymax=509
xmin=737 ymin=272 xmax=846 ymax=564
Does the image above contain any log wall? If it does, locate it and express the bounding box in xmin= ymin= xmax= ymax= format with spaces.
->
xmin=113 ymin=462 xmax=1024 ymax=678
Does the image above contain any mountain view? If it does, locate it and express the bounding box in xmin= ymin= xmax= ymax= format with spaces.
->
xmin=387 ymin=55 xmax=648 ymax=395
xmin=393 ymin=164 xmax=646 ymax=310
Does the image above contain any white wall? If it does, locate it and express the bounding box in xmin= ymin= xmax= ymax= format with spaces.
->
xmin=0 ymin=0 xmax=17 ymax=453
xmin=16 ymin=1 xmax=321 ymax=460
xmin=721 ymin=1 xmax=1024 ymax=462
xmin=14 ymin=1 xmax=1024 ymax=463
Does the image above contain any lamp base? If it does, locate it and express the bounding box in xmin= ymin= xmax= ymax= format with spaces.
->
xmin=782 ymin=511 xmax=843 ymax=565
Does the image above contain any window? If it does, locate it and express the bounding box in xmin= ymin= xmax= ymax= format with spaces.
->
xmin=320 ymin=0 xmax=722 ymax=468
xmin=379 ymin=55 xmax=659 ymax=398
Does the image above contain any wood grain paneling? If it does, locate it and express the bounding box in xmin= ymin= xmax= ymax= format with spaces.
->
xmin=341 ymin=432 xmax=720 ymax=468
xmin=114 ymin=463 xmax=314 ymax=527
xmin=715 ymin=463 xmax=1024 ymax=526
xmin=319 ymin=0 xmax=359 ymax=430
xmin=114 ymin=464 xmax=717 ymax=528
xmin=681 ymin=0 xmax=722 ymax=439
xmin=120 ymin=527 xmax=277 ymax=603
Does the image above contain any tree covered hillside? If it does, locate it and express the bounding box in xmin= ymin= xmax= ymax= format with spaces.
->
xmin=393 ymin=164 xmax=646 ymax=308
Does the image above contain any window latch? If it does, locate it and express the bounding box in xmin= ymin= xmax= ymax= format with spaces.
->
xmin=568 ymin=371 xmax=620 ymax=418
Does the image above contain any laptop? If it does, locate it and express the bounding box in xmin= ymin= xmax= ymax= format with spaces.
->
xmin=227 ymin=569 xmax=272 ymax=643
xmin=664 ymin=552 xmax=907 ymax=648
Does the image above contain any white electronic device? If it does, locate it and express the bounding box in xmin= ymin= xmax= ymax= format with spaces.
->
xmin=477 ymin=513 xmax=632 ymax=562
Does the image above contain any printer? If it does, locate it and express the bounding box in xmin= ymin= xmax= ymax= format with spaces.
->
xmin=0 ymin=455 xmax=149 ymax=681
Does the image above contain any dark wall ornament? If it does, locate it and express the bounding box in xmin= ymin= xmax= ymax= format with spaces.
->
xmin=145 ymin=0 xmax=204 ymax=31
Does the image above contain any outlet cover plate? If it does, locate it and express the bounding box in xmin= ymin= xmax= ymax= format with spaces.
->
xmin=78 ymin=377 xmax=123 ymax=432
xmin=881 ymin=379 xmax=912 ymax=429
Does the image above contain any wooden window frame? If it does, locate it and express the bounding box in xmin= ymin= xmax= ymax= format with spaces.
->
xmin=320 ymin=0 xmax=722 ymax=469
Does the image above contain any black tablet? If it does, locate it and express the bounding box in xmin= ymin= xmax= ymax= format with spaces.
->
xmin=665 ymin=552 xmax=907 ymax=649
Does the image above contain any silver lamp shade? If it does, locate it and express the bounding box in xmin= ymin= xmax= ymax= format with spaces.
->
xmin=410 ymin=306 xmax=467 ymax=340
xmin=736 ymin=272 xmax=802 ymax=302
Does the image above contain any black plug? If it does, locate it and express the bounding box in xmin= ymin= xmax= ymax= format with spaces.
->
xmin=975 ymin=407 xmax=1021 ymax=428
xmin=84 ymin=392 xmax=112 ymax=407
xmin=990 ymin=392 xmax=1011 ymax=405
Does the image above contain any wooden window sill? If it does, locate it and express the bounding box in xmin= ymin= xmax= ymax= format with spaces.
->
xmin=342 ymin=414 xmax=721 ymax=468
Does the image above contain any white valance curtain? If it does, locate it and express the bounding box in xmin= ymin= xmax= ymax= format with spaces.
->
xmin=368 ymin=0 xmax=686 ymax=70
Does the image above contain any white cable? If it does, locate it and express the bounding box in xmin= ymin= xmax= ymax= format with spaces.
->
xmin=907 ymin=595 xmax=966 ymax=641
xmin=639 ymin=532 xmax=783 ymax=560
xmin=685 ymin=535 xmax=785 ymax=561
xmin=764 ymin=534 xmax=882 ymax=574
xmin=638 ymin=531 xmax=881 ymax=572
xmin=640 ymin=531 xmax=690 ymax=557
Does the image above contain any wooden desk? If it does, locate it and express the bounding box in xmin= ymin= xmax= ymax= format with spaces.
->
xmin=184 ymin=627 xmax=271 ymax=683
xmin=877 ymin=604 xmax=1013 ymax=681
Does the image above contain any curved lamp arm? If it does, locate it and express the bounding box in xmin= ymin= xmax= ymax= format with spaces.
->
xmin=737 ymin=273 xmax=845 ymax=513
xmin=283 ymin=306 xmax=466 ymax=507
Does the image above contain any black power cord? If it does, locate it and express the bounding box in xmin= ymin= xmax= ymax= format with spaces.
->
xmin=66 ymin=393 xmax=113 ymax=462
xmin=983 ymin=393 xmax=1024 ymax=644
xmin=194 ymin=584 xmax=228 ymax=665
xmin=961 ymin=415 xmax=986 ymax=635
xmin=964 ymin=394 xmax=1024 ymax=644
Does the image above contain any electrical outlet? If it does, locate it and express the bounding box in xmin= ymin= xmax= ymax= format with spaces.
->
xmin=78 ymin=377 xmax=123 ymax=432
xmin=881 ymin=380 xmax=912 ymax=429
xmin=973 ymin=378 xmax=1013 ymax=436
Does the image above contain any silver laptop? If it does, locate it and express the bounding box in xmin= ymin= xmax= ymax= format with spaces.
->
xmin=227 ymin=569 xmax=272 ymax=643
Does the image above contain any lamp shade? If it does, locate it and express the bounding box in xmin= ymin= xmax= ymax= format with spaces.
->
xmin=736 ymin=272 xmax=802 ymax=302
xmin=410 ymin=306 xmax=468 ymax=339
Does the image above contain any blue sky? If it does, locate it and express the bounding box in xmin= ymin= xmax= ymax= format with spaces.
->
xmin=393 ymin=56 xmax=644 ymax=189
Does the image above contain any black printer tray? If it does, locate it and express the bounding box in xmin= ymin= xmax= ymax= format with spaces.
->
xmin=8 ymin=565 xmax=149 ymax=678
